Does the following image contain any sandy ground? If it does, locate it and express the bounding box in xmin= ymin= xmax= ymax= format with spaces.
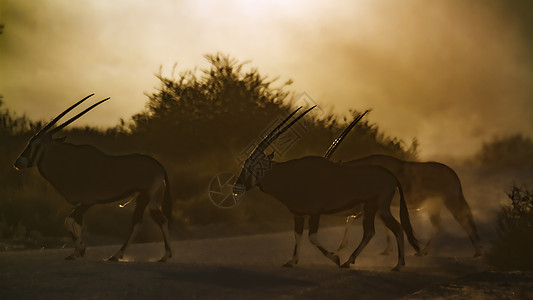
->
xmin=2 ymin=225 xmax=531 ymax=300
xmin=2 ymin=167 xmax=532 ymax=299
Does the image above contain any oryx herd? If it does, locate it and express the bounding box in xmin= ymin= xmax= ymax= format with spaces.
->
xmin=14 ymin=95 xmax=482 ymax=270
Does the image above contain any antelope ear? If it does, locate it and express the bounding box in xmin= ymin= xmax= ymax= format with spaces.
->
xmin=54 ymin=136 xmax=67 ymax=143
xmin=267 ymin=151 xmax=275 ymax=160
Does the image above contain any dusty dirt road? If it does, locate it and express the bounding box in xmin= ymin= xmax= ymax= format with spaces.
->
xmin=4 ymin=225 xmax=526 ymax=300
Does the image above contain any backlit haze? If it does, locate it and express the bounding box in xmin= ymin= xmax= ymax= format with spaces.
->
xmin=1 ymin=0 xmax=532 ymax=159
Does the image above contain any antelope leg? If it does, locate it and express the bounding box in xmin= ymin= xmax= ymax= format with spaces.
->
xmin=309 ymin=215 xmax=340 ymax=266
xmin=336 ymin=213 xmax=362 ymax=253
xmin=282 ymin=215 xmax=304 ymax=267
xmin=64 ymin=203 xmax=92 ymax=260
xmin=149 ymin=208 xmax=172 ymax=262
xmin=336 ymin=216 xmax=352 ymax=252
xmin=341 ymin=206 xmax=376 ymax=268
xmin=379 ymin=230 xmax=393 ymax=256
xmin=378 ymin=209 xmax=405 ymax=271
xmin=421 ymin=212 xmax=441 ymax=255
xmin=108 ymin=194 xmax=147 ymax=261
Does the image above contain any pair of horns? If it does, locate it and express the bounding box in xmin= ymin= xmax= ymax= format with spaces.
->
xmin=38 ymin=94 xmax=110 ymax=136
xmin=256 ymin=105 xmax=317 ymax=152
xmin=323 ymin=109 xmax=370 ymax=159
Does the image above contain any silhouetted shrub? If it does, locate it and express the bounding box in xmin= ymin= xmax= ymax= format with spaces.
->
xmin=475 ymin=134 xmax=533 ymax=169
xmin=487 ymin=185 xmax=533 ymax=269
xmin=0 ymin=54 xmax=417 ymax=244
xmin=126 ymin=53 xmax=418 ymax=235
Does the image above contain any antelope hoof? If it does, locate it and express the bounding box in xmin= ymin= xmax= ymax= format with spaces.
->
xmin=331 ymin=255 xmax=341 ymax=266
xmin=64 ymin=254 xmax=77 ymax=260
xmin=106 ymin=255 xmax=121 ymax=262
xmin=340 ymin=259 xmax=353 ymax=268
xmin=158 ymin=254 xmax=171 ymax=263
xmin=419 ymin=246 xmax=430 ymax=256
xmin=65 ymin=248 xmax=84 ymax=260
xmin=392 ymin=265 xmax=402 ymax=272
xmin=281 ymin=261 xmax=295 ymax=268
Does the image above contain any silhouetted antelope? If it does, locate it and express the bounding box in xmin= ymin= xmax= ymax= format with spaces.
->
xmin=232 ymin=107 xmax=420 ymax=270
xmin=14 ymin=94 xmax=173 ymax=262
xmin=326 ymin=116 xmax=482 ymax=257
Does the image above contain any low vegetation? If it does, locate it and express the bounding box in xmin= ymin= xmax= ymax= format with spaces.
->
xmin=0 ymin=54 xmax=415 ymax=245
xmin=487 ymin=185 xmax=533 ymax=269
xmin=474 ymin=135 xmax=533 ymax=170
xmin=3 ymin=54 xmax=530 ymax=248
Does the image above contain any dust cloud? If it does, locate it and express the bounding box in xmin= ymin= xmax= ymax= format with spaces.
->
xmin=1 ymin=0 xmax=531 ymax=159
xmin=279 ymin=0 xmax=533 ymax=159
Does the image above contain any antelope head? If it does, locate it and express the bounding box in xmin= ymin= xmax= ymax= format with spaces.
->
xmin=233 ymin=105 xmax=316 ymax=197
xmin=14 ymin=94 xmax=109 ymax=170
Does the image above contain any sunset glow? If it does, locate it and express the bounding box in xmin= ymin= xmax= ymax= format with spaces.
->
xmin=0 ymin=0 xmax=531 ymax=158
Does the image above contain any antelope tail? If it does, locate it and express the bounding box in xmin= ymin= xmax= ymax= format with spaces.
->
xmin=398 ymin=182 xmax=421 ymax=253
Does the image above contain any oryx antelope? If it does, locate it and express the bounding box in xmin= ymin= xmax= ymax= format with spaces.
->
xmin=13 ymin=94 xmax=173 ymax=262
xmin=232 ymin=107 xmax=421 ymax=270
xmin=326 ymin=117 xmax=482 ymax=257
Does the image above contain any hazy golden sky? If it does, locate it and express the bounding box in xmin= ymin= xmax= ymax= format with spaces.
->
xmin=1 ymin=0 xmax=532 ymax=159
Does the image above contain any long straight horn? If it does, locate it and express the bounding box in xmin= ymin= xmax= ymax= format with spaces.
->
xmin=38 ymin=94 xmax=95 ymax=135
xmin=266 ymin=105 xmax=317 ymax=145
xmin=323 ymin=109 xmax=370 ymax=160
xmin=48 ymin=97 xmax=110 ymax=135
xmin=256 ymin=106 xmax=303 ymax=151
